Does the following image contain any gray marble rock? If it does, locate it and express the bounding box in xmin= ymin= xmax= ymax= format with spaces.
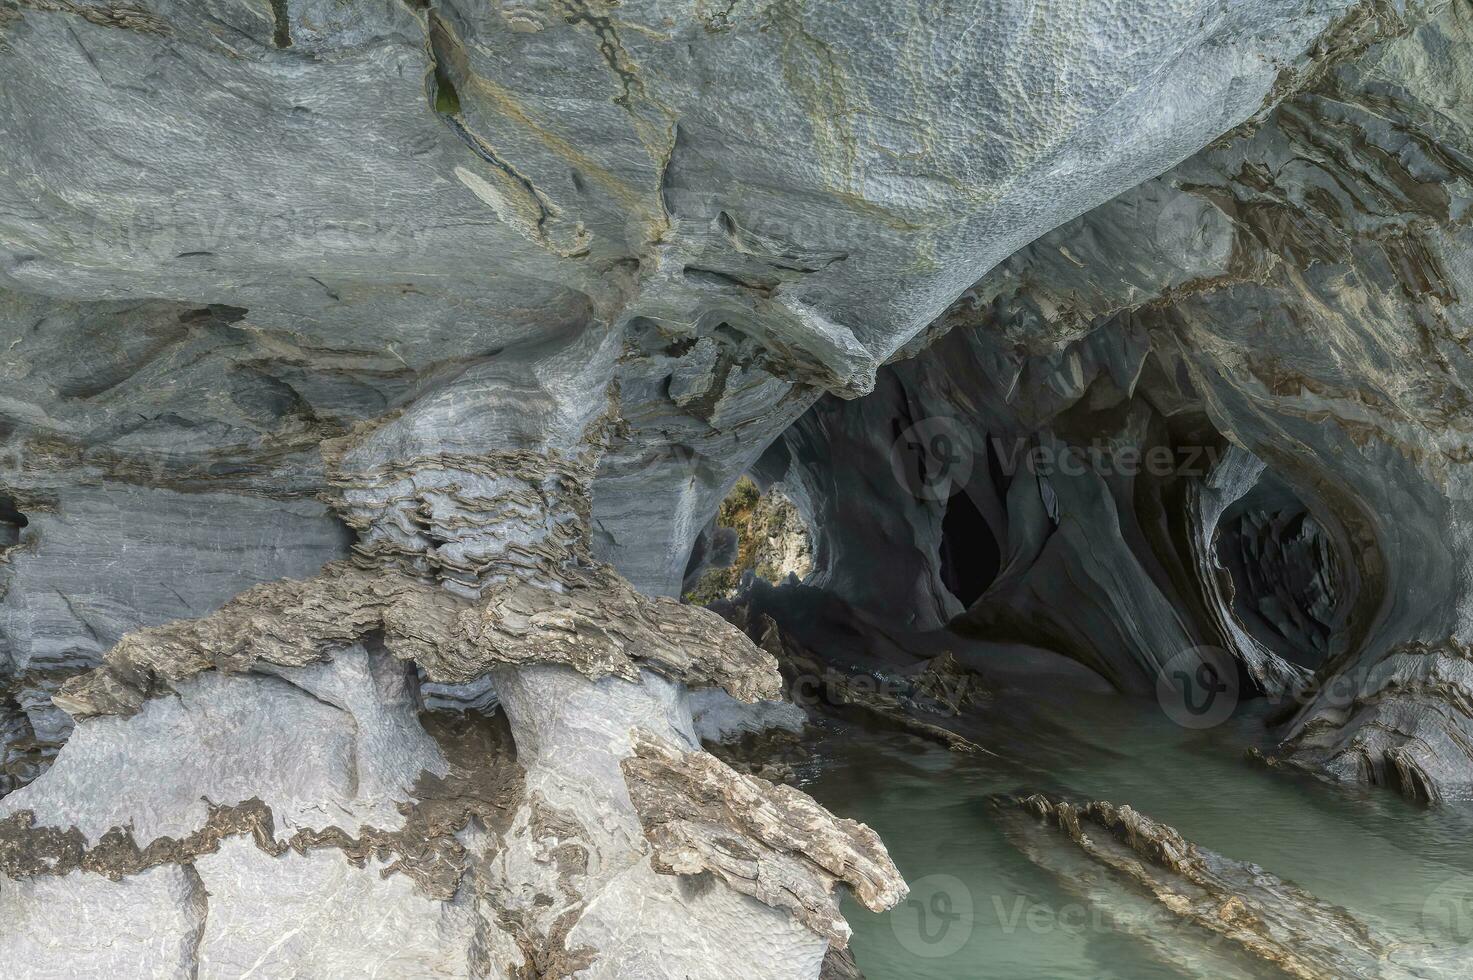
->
xmin=0 ymin=0 xmax=1464 ymax=976
xmin=1 ymin=645 xmax=445 ymax=842
xmin=570 ymin=860 xmax=829 ymax=980
xmin=0 ymin=865 xmax=206 ymax=980
xmin=0 ymin=483 xmax=350 ymax=780
xmin=688 ymin=688 xmax=807 ymax=744
xmin=192 ymin=839 xmax=486 ymax=980
xmin=0 ymin=0 xmax=1375 ymax=602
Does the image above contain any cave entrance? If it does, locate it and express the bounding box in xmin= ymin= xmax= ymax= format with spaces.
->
xmin=1215 ymin=473 xmax=1341 ymax=671
xmin=938 ymin=489 xmax=1000 ymax=609
xmin=682 ymin=477 xmax=814 ymax=604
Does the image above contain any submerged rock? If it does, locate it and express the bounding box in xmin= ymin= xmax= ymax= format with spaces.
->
xmin=993 ymin=792 xmax=1459 ymax=979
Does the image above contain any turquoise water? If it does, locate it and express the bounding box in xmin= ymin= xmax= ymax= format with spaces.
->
xmin=800 ymin=689 xmax=1473 ymax=979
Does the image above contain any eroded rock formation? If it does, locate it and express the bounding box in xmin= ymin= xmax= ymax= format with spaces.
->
xmin=621 ymin=731 xmax=905 ymax=947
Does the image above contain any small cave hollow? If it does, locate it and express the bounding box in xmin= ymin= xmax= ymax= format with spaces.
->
xmin=1215 ymin=474 xmax=1343 ymax=671
xmin=938 ymin=489 xmax=1000 ymax=609
xmin=0 ymin=494 xmax=28 ymax=549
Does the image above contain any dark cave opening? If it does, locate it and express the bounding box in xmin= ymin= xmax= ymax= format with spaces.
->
xmin=938 ymin=489 xmax=1000 ymax=609
xmin=0 ymin=495 xmax=27 ymax=549
xmin=1216 ymin=476 xmax=1341 ymax=672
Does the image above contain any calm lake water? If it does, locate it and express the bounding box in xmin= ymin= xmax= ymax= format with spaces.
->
xmin=799 ymin=687 xmax=1473 ymax=979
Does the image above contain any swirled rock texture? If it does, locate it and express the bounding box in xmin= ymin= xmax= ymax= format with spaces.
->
xmin=753 ymin=0 xmax=1473 ymax=805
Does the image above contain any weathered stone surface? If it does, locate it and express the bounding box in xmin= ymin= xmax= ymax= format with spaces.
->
xmin=569 ymin=859 xmax=829 ymax=980
xmin=56 ymin=557 xmax=780 ymax=719
xmin=462 ymin=563 xmax=782 ymax=703
xmin=48 ymin=561 xmax=468 ymax=719
xmin=322 ymin=322 xmax=622 ymax=595
xmin=0 ymin=663 xmax=529 ymax=976
xmin=0 ymin=482 xmax=350 ymax=783
xmin=475 ymin=665 xmax=809 ymax=977
xmin=4 ymin=646 xmax=445 ymax=843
